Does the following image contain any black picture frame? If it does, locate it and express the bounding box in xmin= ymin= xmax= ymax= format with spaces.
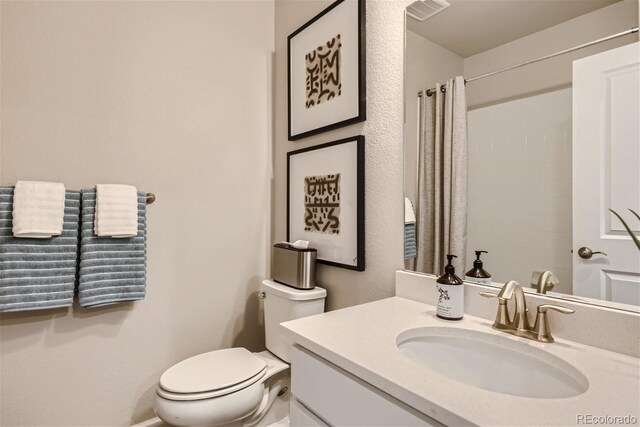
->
xmin=287 ymin=136 xmax=365 ymax=271
xmin=287 ymin=0 xmax=366 ymax=141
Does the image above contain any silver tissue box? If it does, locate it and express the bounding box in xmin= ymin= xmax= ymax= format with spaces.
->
xmin=272 ymin=243 xmax=317 ymax=290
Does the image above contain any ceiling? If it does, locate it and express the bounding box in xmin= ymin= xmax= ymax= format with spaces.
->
xmin=406 ymin=0 xmax=622 ymax=58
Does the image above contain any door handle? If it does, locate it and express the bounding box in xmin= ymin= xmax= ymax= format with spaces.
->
xmin=578 ymin=247 xmax=608 ymax=259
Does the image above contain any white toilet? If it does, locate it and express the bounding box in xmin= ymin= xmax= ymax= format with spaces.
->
xmin=154 ymin=280 xmax=326 ymax=427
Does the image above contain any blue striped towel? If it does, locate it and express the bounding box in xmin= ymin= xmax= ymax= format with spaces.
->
xmin=78 ymin=189 xmax=146 ymax=307
xmin=0 ymin=187 xmax=80 ymax=313
xmin=404 ymin=223 xmax=417 ymax=260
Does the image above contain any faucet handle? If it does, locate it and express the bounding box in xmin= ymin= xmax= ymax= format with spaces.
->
xmin=479 ymin=292 xmax=511 ymax=328
xmin=537 ymin=304 xmax=575 ymax=315
xmin=479 ymin=291 xmax=498 ymax=298
xmin=532 ymin=304 xmax=575 ymax=343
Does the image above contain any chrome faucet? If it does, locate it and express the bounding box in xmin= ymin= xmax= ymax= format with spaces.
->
xmin=480 ymin=280 xmax=574 ymax=343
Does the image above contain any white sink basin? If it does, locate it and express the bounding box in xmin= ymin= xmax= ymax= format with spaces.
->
xmin=396 ymin=327 xmax=589 ymax=398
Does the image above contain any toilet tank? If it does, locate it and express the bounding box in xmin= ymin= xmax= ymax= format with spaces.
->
xmin=261 ymin=279 xmax=326 ymax=363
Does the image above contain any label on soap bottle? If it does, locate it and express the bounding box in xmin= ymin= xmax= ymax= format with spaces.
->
xmin=465 ymin=276 xmax=492 ymax=285
xmin=436 ymin=283 xmax=464 ymax=320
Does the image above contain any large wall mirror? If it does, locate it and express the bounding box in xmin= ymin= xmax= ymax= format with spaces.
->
xmin=403 ymin=0 xmax=639 ymax=311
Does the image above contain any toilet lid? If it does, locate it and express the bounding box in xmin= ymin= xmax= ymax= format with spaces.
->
xmin=159 ymin=348 xmax=267 ymax=394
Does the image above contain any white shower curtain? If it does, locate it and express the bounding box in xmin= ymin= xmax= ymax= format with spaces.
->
xmin=416 ymin=76 xmax=468 ymax=276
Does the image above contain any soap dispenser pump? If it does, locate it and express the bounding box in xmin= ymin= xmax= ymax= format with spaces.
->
xmin=436 ymin=254 xmax=464 ymax=320
xmin=465 ymin=250 xmax=492 ymax=285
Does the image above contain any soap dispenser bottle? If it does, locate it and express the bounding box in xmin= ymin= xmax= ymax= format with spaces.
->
xmin=465 ymin=250 xmax=492 ymax=285
xmin=436 ymin=254 xmax=464 ymax=320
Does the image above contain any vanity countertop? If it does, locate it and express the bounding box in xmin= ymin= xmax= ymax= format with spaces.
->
xmin=280 ymin=296 xmax=640 ymax=426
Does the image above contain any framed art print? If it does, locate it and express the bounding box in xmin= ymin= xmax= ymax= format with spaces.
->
xmin=287 ymin=136 xmax=365 ymax=271
xmin=287 ymin=0 xmax=366 ymax=141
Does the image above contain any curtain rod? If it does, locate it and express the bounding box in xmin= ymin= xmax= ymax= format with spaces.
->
xmin=418 ymin=26 xmax=639 ymax=97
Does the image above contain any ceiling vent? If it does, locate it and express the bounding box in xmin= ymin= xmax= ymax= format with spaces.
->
xmin=406 ymin=0 xmax=450 ymax=21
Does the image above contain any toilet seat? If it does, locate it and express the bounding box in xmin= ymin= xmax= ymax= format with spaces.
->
xmin=158 ymin=348 xmax=267 ymax=401
xmin=157 ymin=367 xmax=267 ymax=401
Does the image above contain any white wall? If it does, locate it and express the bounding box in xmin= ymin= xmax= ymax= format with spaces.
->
xmin=0 ymin=2 xmax=274 ymax=426
xmin=465 ymin=0 xmax=639 ymax=109
xmin=274 ymin=0 xmax=408 ymax=311
xmin=467 ymin=88 xmax=573 ymax=293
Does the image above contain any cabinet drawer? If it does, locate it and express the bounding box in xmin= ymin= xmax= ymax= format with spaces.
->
xmin=290 ymin=345 xmax=441 ymax=426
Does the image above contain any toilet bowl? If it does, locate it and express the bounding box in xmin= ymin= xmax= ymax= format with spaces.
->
xmin=154 ymin=349 xmax=288 ymax=427
xmin=154 ymin=280 xmax=326 ymax=426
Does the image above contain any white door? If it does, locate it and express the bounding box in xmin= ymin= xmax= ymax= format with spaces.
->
xmin=573 ymin=42 xmax=640 ymax=307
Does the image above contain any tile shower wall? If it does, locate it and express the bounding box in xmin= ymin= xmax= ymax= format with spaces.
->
xmin=467 ymin=88 xmax=572 ymax=294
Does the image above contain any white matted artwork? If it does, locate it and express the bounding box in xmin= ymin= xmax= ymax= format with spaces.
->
xmin=287 ymin=136 xmax=364 ymax=271
xmin=287 ymin=0 xmax=366 ymax=141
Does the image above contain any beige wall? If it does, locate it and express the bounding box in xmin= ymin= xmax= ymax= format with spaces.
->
xmin=404 ymin=30 xmax=464 ymax=205
xmin=465 ymin=0 xmax=639 ymax=108
xmin=274 ymin=1 xmax=407 ymax=311
xmin=0 ymin=2 xmax=274 ymax=426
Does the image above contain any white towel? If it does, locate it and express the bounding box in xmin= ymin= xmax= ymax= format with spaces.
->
xmin=94 ymin=184 xmax=139 ymax=238
xmin=12 ymin=181 xmax=66 ymax=238
xmin=405 ymin=197 xmax=416 ymax=224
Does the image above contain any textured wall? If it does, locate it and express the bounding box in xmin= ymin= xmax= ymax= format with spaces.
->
xmin=0 ymin=2 xmax=274 ymax=425
xmin=273 ymin=0 xmax=408 ymax=310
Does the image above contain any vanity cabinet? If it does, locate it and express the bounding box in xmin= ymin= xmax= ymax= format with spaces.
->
xmin=289 ymin=345 xmax=441 ymax=427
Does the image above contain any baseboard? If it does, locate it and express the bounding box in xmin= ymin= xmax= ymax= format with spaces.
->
xmin=131 ymin=417 xmax=163 ymax=427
